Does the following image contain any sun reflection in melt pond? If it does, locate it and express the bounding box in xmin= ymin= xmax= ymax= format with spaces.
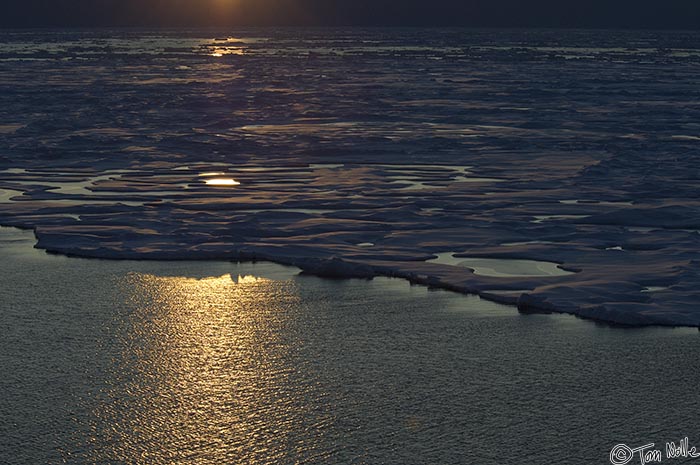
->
xmin=209 ymin=47 xmax=245 ymax=57
xmin=86 ymin=271 xmax=325 ymax=464
xmin=205 ymin=178 xmax=241 ymax=186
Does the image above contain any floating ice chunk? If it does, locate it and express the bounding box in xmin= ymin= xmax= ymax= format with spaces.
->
xmin=532 ymin=215 xmax=588 ymax=224
xmin=452 ymin=176 xmax=504 ymax=183
xmin=199 ymin=172 xmax=228 ymax=177
xmin=641 ymin=286 xmax=669 ymax=293
xmin=390 ymin=180 xmax=440 ymax=190
xmin=239 ymin=209 xmax=332 ymax=214
xmin=0 ymin=188 xmax=23 ymax=203
xmin=559 ymin=200 xmax=634 ymax=206
xmin=374 ymin=164 xmax=472 ymax=172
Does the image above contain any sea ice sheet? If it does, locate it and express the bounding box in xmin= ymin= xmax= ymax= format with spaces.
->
xmin=2 ymin=29 xmax=700 ymax=326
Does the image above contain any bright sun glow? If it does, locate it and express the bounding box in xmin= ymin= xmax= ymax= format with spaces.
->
xmin=205 ymin=178 xmax=241 ymax=186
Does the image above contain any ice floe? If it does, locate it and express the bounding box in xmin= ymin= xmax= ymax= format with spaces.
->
xmin=2 ymin=28 xmax=700 ymax=326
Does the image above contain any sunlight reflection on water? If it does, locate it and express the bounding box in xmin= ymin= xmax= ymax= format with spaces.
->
xmin=204 ymin=178 xmax=241 ymax=186
xmin=1 ymin=226 xmax=699 ymax=465
xmin=90 ymin=272 xmax=309 ymax=463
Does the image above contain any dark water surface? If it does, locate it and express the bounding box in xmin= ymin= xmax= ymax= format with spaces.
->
xmin=1 ymin=226 xmax=699 ymax=465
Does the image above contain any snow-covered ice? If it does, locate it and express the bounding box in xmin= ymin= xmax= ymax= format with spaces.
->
xmin=2 ymin=28 xmax=700 ymax=326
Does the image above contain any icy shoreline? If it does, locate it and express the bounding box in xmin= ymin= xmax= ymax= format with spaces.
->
xmin=0 ymin=222 xmax=691 ymax=328
xmin=2 ymin=158 xmax=700 ymax=328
